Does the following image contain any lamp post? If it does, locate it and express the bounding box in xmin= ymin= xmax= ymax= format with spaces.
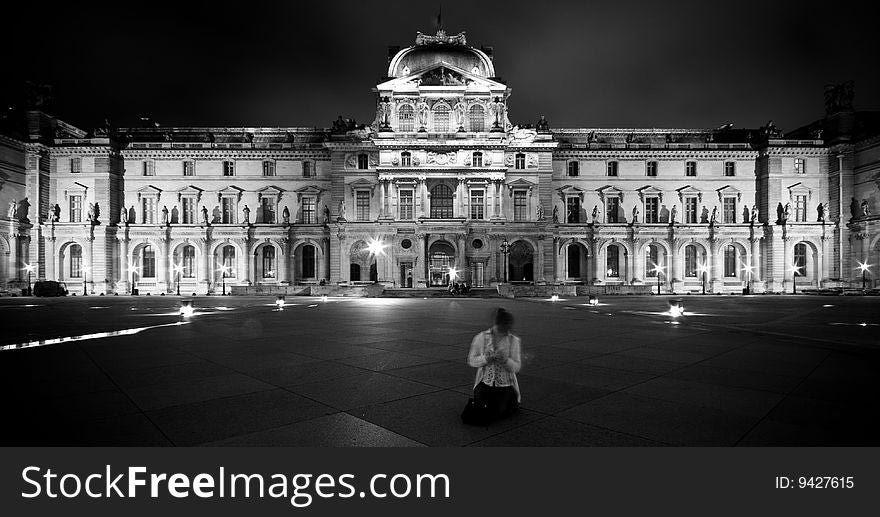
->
xmin=218 ymin=264 xmax=230 ymax=296
xmin=500 ymin=238 xmax=510 ymax=283
xmin=697 ymin=264 xmax=707 ymax=295
xmin=82 ymin=265 xmax=89 ymax=296
xmin=24 ymin=264 xmax=34 ymax=296
xmin=789 ymin=264 xmax=801 ymax=295
xmin=172 ymin=263 xmax=182 ymax=296
xmin=742 ymin=262 xmax=754 ymax=295
xmin=857 ymin=261 xmax=871 ymax=289
xmin=129 ymin=263 xmax=139 ymax=295
xmin=651 ymin=264 xmax=665 ymax=295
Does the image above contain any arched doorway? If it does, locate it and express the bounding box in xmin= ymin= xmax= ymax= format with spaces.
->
xmin=566 ymin=242 xmax=589 ymax=282
xmin=214 ymin=244 xmax=238 ymax=289
xmin=295 ymin=243 xmax=318 ymax=283
xmin=509 ymin=240 xmax=534 ymax=282
xmin=428 ymin=240 xmax=455 ymax=286
xmin=350 ymin=240 xmax=377 ymax=282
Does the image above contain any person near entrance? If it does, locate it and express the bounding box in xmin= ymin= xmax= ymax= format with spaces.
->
xmin=463 ymin=308 xmax=522 ymax=425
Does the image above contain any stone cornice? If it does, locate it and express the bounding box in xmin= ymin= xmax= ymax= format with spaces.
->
xmin=760 ymin=147 xmax=831 ymax=157
xmin=120 ymin=149 xmax=331 ymax=160
xmin=555 ymin=149 xmax=759 ymax=160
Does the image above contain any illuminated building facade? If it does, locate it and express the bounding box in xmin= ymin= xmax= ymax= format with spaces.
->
xmin=2 ymin=30 xmax=879 ymax=295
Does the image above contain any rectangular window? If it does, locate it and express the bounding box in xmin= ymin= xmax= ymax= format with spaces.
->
xmin=356 ymin=191 xmax=370 ymax=221
xmin=223 ymin=161 xmax=235 ymax=176
xmin=262 ymin=161 xmax=275 ymax=176
xmin=399 ymin=189 xmax=413 ymax=220
xmin=302 ymin=197 xmax=316 ymax=224
xmin=794 ymin=194 xmax=807 ymax=222
xmin=70 ymin=248 xmax=82 ymax=278
xmin=472 ymin=152 xmax=483 ymax=167
xmin=724 ymin=246 xmax=737 ymax=277
xmin=645 ymin=197 xmax=659 ymax=223
xmin=69 ymin=195 xmax=83 ymax=222
xmin=724 ymin=161 xmax=736 ymax=177
xmin=685 ymin=197 xmax=698 ymax=224
xmin=514 ymin=191 xmax=527 ymax=221
xmin=606 ymin=197 xmax=619 ymax=223
xmin=685 ymin=247 xmax=698 ymax=278
xmin=646 ymin=161 xmax=658 ymax=177
xmin=401 ymin=153 xmax=412 ymax=167
xmin=262 ymin=248 xmax=276 ymax=278
xmin=606 ymin=246 xmax=619 ymax=277
xmin=142 ymin=246 xmax=156 ymax=278
xmin=357 ymin=154 xmax=369 ymax=170
xmin=222 ymin=246 xmax=236 ymax=277
xmin=567 ymin=161 xmax=579 ymax=176
xmin=221 ymin=197 xmax=235 ymax=224
xmin=723 ymin=197 xmax=737 ymax=223
xmin=143 ymin=161 xmax=154 ymax=176
xmin=470 ymin=189 xmax=485 ymax=220
xmin=794 ymin=158 xmax=805 ymax=174
xmin=302 ymin=245 xmax=316 ymax=278
xmin=566 ymin=196 xmax=580 ymax=223
xmin=302 ymin=161 xmax=313 ymax=177
xmin=606 ymin=161 xmax=618 ymax=177
xmin=142 ymin=198 xmax=156 ymax=224
xmin=434 ymin=109 xmax=449 ymax=132
xmin=183 ymin=161 xmax=195 ymax=176
xmin=261 ymin=197 xmax=276 ymax=223
xmin=181 ymin=198 xmax=195 ymax=224
xmin=686 ymin=161 xmax=697 ymax=177
xmin=645 ymin=245 xmax=659 ymax=277
xmin=182 ymin=247 xmax=195 ymax=278
xmin=70 ymin=158 xmax=81 ymax=173
xmin=515 ymin=153 xmax=525 ymax=170
xmin=794 ymin=244 xmax=807 ymax=276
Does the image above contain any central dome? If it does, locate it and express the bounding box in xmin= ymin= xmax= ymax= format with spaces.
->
xmin=387 ymin=30 xmax=495 ymax=79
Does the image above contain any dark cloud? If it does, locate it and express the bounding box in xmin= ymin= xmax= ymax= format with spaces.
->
xmin=2 ymin=0 xmax=877 ymax=131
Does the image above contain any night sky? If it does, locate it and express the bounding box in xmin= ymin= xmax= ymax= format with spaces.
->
xmin=3 ymin=0 xmax=877 ymax=133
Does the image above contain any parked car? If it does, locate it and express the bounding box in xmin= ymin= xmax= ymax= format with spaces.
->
xmin=33 ymin=281 xmax=68 ymax=297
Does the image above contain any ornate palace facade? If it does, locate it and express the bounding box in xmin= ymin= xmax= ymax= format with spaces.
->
xmin=2 ymin=30 xmax=879 ymax=295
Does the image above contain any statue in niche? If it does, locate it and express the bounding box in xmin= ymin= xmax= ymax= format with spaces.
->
xmin=201 ymin=205 xmax=209 ymax=225
xmin=552 ymin=205 xmax=559 ymax=223
xmin=8 ymin=200 xmax=16 ymax=220
xmin=243 ymin=205 xmax=251 ymax=224
xmin=783 ymin=202 xmax=792 ymax=223
xmin=491 ymin=97 xmax=504 ymax=128
xmin=710 ymin=206 xmax=718 ymax=225
xmin=817 ymin=203 xmax=826 ymax=222
xmin=591 ymin=205 xmax=599 ymax=224
xmin=282 ymin=206 xmax=290 ymax=224
xmin=323 ymin=204 xmax=331 ymax=224
xmin=632 ymin=205 xmax=639 ymax=224
xmin=751 ymin=205 xmax=758 ymax=225
xmin=338 ymin=199 xmax=347 ymax=221
xmin=862 ymin=200 xmax=871 ymax=216
xmin=670 ymin=205 xmax=677 ymax=225
xmin=454 ymin=102 xmax=465 ymax=130
xmin=417 ymin=102 xmax=429 ymax=128
xmin=850 ymin=197 xmax=859 ymax=218
xmin=161 ymin=205 xmax=169 ymax=225
xmin=87 ymin=203 xmax=98 ymax=224
xmin=536 ymin=115 xmax=550 ymax=133
xmin=53 ymin=204 xmax=61 ymax=223
xmin=120 ymin=206 xmax=128 ymax=225
xmin=537 ymin=202 xmax=544 ymax=221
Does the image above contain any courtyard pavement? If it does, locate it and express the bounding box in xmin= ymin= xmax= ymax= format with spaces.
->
xmin=1 ymin=293 xmax=878 ymax=446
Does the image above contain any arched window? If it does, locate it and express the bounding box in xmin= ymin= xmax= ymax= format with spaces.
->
xmin=398 ymin=105 xmax=414 ymax=132
xmin=302 ymin=245 xmax=316 ymax=279
xmin=70 ymin=244 xmax=83 ymax=278
xmin=724 ymin=245 xmax=737 ymax=277
xmin=606 ymin=245 xmax=620 ymax=278
xmin=684 ymin=245 xmax=697 ymax=277
xmin=433 ymin=105 xmax=449 ymax=132
xmin=472 ymin=152 xmax=483 ymax=167
xmin=222 ymin=246 xmax=236 ymax=277
xmin=182 ymin=245 xmax=196 ymax=278
xmin=645 ymin=245 xmax=659 ymax=277
xmin=262 ymin=247 xmax=276 ymax=279
xmin=567 ymin=245 xmax=581 ymax=278
xmin=794 ymin=243 xmax=807 ymax=277
xmin=567 ymin=161 xmax=579 ymax=176
xmin=430 ymin=184 xmax=454 ymax=218
xmin=469 ymin=105 xmax=485 ymax=132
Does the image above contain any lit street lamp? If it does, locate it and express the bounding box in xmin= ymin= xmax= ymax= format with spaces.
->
xmin=742 ymin=262 xmax=754 ymax=295
xmin=857 ymin=261 xmax=872 ymax=289
xmin=697 ymin=263 xmax=707 ymax=295
xmin=500 ymin=238 xmax=511 ymax=283
xmin=218 ymin=264 xmax=230 ymax=296
xmin=172 ymin=263 xmax=183 ymax=296
xmin=24 ymin=264 xmax=34 ymax=296
xmin=129 ymin=263 xmax=139 ymax=295
xmin=651 ymin=263 xmax=665 ymax=295
xmin=789 ymin=264 xmax=802 ymax=294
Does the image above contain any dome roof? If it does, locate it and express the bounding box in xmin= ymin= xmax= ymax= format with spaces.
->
xmin=388 ymin=30 xmax=495 ymax=79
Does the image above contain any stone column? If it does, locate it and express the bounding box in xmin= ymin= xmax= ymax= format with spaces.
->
xmin=416 ymin=232 xmax=427 ymax=287
xmin=554 ymin=237 xmax=562 ymax=282
xmin=45 ymin=235 xmax=57 ymax=282
xmin=119 ymin=235 xmax=130 ymax=294
xmin=243 ymin=237 xmax=252 ymax=285
xmin=278 ymin=238 xmax=290 ymax=285
xmin=670 ymin=236 xmax=683 ymax=292
xmin=782 ymin=235 xmax=792 ymax=292
xmin=590 ymin=237 xmax=601 ymax=284
xmin=456 ymin=234 xmax=466 ymax=281
xmin=323 ymin=237 xmax=331 ymax=283
xmin=708 ymin=238 xmax=722 ymax=293
xmin=749 ymin=234 xmax=762 ymax=292
xmin=8 ymin=233 xmax=19 ymax=282
xmin=200 ymin=236 xmax=212 ymax=293
xmin=536 ymin=235 xmax=545 ymax=283
xmin=158 ymin=235 xmax=170 ymax=293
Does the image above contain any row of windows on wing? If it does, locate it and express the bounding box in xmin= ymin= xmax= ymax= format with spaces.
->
xmin=594 ymin=242 xmax=812 ymax=279
xmin=133 ymin=160 xmax=314 ymax=177
xmin=62 ymin=243 xmax=318 ymax=281
xmin=395 ymin=104 xmax=488 ymax=132
xmin=563 ymin=158 xmax=807 ymax=177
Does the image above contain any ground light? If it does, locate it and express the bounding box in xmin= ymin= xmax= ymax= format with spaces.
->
xmin=321 ymin=295 xmax=328 ymax=303
xmin=588 ymin=295 xmax=599 ymax=306
xmin=275 ymin=295 xmax=286 ymax=309
xmin=668 ymin=300 xmax=685 ymax=318
xmin=551 ymin=294 xmax=559 ymax=302
xmin=857 ymin=261 xmax=872 ymax=289
xmin=179 ymin=300 xmax=194 ymax=318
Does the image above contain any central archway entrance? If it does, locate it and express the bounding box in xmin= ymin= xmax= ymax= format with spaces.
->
xmin=509 ymin=240 xmax=534 ymax=282
xmin=428 ymin=240 xmax=455 ymax=287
